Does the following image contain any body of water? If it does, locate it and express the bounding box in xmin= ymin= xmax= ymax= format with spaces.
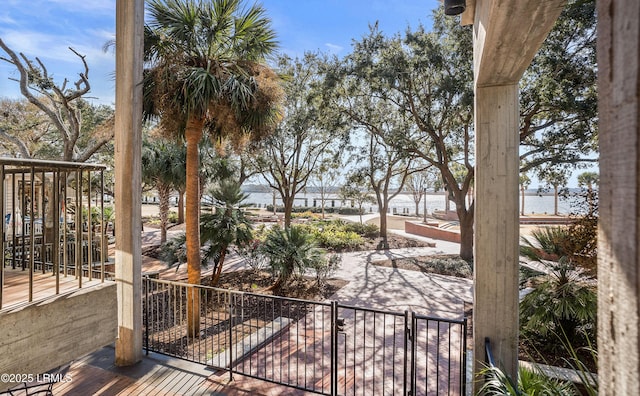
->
xmin=242 ymin=191 xmax=577 ymax=216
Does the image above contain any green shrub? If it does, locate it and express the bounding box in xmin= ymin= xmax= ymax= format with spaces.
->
xmin=310 ymin=254 xmax=341 ymax=286
xmin=313 ymin=228 xmax=363 ymax=251
xmin=265 ymin=205 xmax=345 ymax=214
xmin=480 ymin=365 xmax=578 ymax=396
xmin=342 ymin=222 xmax=379 ymax=238
xmin=167 ymin=210 xmax=179 ymax=223
xmin=425 ymin=257 xmax=472 ymax=278
xmin=519 ymin=227 xmax=598 ymax=351
xmin=252 ymin=223 xmax=269 ymax=241
xmin=337 ymin=207 xmax=364 ymax=215
xmin=480 ymin=332 xmax=597 ymax=396
xmin=237 ymin=239 xmax=268 ymax=271
xmin=292 ymin=211 xmax=319 ymax=219
xmin=159 ymin=233 xmax=186 ymax=267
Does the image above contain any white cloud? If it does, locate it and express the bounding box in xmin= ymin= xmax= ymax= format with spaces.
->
xmin=324 ymin=43 xmax=344 ymax=53
xmin=90 ymin=28 xmax=116 ymax=42
xmin=1 ymin=30 xmax=80 ymax=62
xmin=0 ymin=15 xmax=17 ymax=26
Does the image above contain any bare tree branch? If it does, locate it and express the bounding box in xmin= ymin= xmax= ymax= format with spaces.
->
xmin=0 ymin=127 xmax=31 ymax=158
xmin=0 ymin=39 xmax=112 ymax=162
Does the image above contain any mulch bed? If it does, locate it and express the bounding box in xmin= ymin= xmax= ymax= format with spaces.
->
xmin=370 ymin=254 xmax=473 ymax=279
xmin=209 ymin=270 xmax=348 ymax=301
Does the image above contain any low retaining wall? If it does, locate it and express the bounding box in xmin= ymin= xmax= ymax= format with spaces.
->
xmin=405 ymin=221 xmax=461 ymax=243
xmin=207 ymin=317 xmax=293 ymax=368
xmin=0 ymin=282 xmax=117 ymax=391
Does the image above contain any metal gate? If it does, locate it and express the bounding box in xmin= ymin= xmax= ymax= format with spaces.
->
xmin=144 ymin=278 xmax=467 ymax=395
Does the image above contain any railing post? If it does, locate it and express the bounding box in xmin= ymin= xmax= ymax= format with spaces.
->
xmin=331 ymin=300 xmax=338 ymax=396
xmin=403 ymin=310 xmax=410 ymax=396
xmin=228 ymin=290 xmax=234 ymax=382
xmin=410 ymin=311 xmax=417 ymax=396
xmin=462 ymin=318 xmax=468 ymax=395
xmin=144 ymin=276 xmax=149 ymax=355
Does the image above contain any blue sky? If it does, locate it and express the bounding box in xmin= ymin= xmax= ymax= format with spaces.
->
xmin=0 ymin=0 xmax=441 ymax=106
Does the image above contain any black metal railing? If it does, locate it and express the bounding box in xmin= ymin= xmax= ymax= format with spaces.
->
xmin=144 ymin=277 xmax=468 ymax=395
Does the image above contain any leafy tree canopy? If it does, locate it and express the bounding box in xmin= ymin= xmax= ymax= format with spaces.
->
xmin=519 ymin=0 xmax=597 ymax=177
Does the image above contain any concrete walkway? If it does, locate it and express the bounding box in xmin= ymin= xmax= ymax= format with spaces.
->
xmin=331 ymin=244 xmax=471 ymax=320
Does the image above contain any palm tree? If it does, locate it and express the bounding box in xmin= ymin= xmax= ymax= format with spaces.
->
xmin=144 ymin=0 xmax=282 ymax=337
xmin=200 ymin=180 xmax=252 ymax=286
xmin=577 ymin=171 xmax=599 ymax=193
xmin=542 ymin=170 xmax=567 ymax=216
xmin=577 ymin=171 xmax=599 ymax=213
xmin=261 ymin=225 xmax=325 ymax=293
xmin=142 ymin=137 xmax=186 ymax=243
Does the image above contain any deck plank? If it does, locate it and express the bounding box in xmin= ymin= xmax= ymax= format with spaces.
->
xmin=50 ymin=346 xmax=305 ymax=396
xmin=1 ymin=266 xmax=104 ymax=310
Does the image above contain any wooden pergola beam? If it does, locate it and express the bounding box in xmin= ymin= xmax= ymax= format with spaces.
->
xmin=473 ymin=0 xmax=565 ymax=86
xmin=596 ymin=0 xmax=640 ymax=393
xmin=470 ymin=0 xmax=565 ymax=387
xmin=114 ymin=0 xmax=144 ymax=366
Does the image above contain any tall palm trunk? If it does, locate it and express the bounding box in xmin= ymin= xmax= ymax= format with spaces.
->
xmin=211 ymin=248 xmax=227 ymax=286
xmin=178 ymin=189 xmax=185 ymax=223
xmin=185 ymin=116 xmax=204 ymax=338
xmin=158 ymin=183 xmax=171 ymax=244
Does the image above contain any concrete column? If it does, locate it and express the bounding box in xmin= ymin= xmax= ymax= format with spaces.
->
xmin=597 ymin=0 xmax=640 ymax=393
xmin=114 ymin=0 xmax=144 ymax=366
xmin=473 ymin=83 xmax=520 ymax=381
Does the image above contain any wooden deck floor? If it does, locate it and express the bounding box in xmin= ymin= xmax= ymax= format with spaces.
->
xmin=1 ymin=266 xmax=105 ymax=310
xmin=52 ymin=346 xmax=309 ymax=396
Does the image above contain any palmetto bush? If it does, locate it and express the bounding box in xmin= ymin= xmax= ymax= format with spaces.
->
xmin=480 ymin=332 xmax=597 ymax=396
xmin=519 ymin=227 xmax=597 ymax=348
xmin=261 ymin=225 xmax=331 ymax=291
xmin=480 ymin=365 xmax=577 ymax=396
xmin=200 ymin=181 xmax=253 ymax=286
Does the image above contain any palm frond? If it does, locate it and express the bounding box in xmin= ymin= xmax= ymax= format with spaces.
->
xmin=144 ymin=0 xmax=283 ymax=145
